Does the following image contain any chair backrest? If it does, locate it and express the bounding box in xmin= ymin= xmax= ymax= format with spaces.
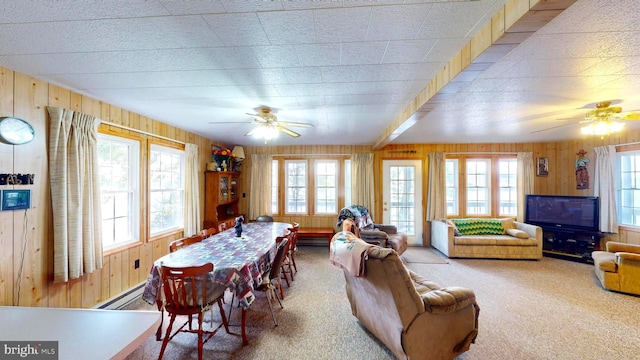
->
xmin=288 ymin=222 xmax=300 ymax=250
xmin=169 ymin=234 xmax=204 ymax=253
xmin=160 ymin=263 xmax=214 ymax=311
xmin=256 ymin=215 xmax=275 ymax=222
xmin=218 ymin=222 xmax=228 ymax=232
xmin=269 ymin=237 xmax=289 ymax=281
xmin=200 ymin=227 xmax=218 ymax=239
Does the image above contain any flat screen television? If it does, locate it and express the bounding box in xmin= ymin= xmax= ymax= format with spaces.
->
xmin=525 ymin=194 xmax=599 ymax=232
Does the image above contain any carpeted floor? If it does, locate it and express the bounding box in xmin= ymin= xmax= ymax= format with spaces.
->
xmin=400 ymin=246 xmax=449 ymax=264
xmin=125 ymin=245 xmax=640 ymax=360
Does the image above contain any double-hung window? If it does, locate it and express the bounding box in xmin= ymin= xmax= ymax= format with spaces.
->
xmin=272 ymin=160 xmax=279 ymax=214
xmin=466 ymin=159 xmax=490 ymax=215
xmin=617 ymin=150 xmax=640 ymax=226
xmin=98 ymin=134 xmax=140 ymax=250
xmin=498 ymin=159 xmax=518 ymax=216
xmin=285 ymin=160 xmax=307 ymax=214
xmin=149 ymin=144 xmax=185 ymax=236
xmin=315 ymin=160 xmax=338 ymax=214
xmin=446 ymin=159 xmax=459 ymax=216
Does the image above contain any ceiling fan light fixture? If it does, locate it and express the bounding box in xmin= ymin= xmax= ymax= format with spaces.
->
xmin=581 ymin=120 xmax=625 ymax=137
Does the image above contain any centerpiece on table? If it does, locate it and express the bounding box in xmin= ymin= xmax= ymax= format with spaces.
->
xmin=211 ymin=146 xmax=237 ymax=172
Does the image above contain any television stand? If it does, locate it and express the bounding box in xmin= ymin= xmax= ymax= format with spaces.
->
xmin=541 ymin=227 xmax=603 ymax=263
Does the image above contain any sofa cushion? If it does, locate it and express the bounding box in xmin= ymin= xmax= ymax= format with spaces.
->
xmin=500 ymin=218 xmax=516 ymax=230
xmin=506 ymin=229 xmax=529 ymax=239
xmin=454 ymin=235 xmax=538 ymax=246
xmin=452 ymin=218 xmax=505 ymax=235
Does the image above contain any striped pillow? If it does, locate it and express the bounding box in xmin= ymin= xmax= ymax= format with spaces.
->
xmin=451 ymin=218 xmax=505 ymax=235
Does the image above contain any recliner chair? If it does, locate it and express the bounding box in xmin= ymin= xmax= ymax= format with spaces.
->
xmin=336 ymin=205 xmax=408 ymax=255
xmin=592 ymin=241 xmax=640 ymax=296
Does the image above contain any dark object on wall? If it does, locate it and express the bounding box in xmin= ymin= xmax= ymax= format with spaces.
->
xmin=575 ymin=149 xmax=590 ymax=189
xmin=0 ymin=173 xmax=35 ymax=185
xmin=525 ymin=194 xmax=599 ymax=232
xmin=537 ymin=157 xmax=548 ymax=176
xmin=1 ymin=189 xmax=31 ymax=210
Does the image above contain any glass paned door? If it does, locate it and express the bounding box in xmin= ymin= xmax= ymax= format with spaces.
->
xmin=382 ymin=160 xmax=423 ymax=246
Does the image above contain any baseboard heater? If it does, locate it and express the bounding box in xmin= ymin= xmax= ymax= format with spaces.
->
xmin=93 ymin=281 xmax=146 ymax=310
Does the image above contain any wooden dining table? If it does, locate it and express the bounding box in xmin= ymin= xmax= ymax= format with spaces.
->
xmin=142 ymin=221 xmax=291 ymax=345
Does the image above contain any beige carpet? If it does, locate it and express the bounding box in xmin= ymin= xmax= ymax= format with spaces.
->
xmin=124 ymin=246 xmax=640 ymax=360
xmin=400 ymin=246 xmax=449 ymax=264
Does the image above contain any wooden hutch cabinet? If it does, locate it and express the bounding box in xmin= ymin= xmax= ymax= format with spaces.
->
xmin=203 ymin=171 xmax=240 ymax=229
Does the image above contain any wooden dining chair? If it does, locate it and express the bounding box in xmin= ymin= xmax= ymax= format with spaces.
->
xmin=169 ymin=234 xmax=204 ymax=253
xmin=217 ymin=222 xmax=228 ymax=232
xmin=287 ymin=222 xmax=300 ymax=274
xmin=158 ymin=263 xmax=230 ymax=360
xmin=200 ymin=227 xmax=218 ymax=239
xmin=280 ymin=230 xmax=295 ymax=286
xmin=256 ymin=237 xmax=289 ymax=326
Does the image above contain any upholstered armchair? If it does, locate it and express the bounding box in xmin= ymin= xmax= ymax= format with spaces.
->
xmin=592 ymin=241 xmax=640 ymax=296
xmin=336 ymin=205 xmax=408 ymax=255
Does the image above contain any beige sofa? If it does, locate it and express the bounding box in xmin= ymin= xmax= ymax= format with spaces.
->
xmin=431 ymin=218 xmax=542 ymax=259
xmin=342 ymin=246 xmax=479 ymax=360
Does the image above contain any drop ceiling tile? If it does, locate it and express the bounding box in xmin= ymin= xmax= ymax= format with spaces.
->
xmin=0 ymin=0 xmax=169 ymax=22
xmin=252 ymin=45 xmax=301 ymax=68
xmin=382 ymin=40 xmax=438 ymax=63
xmin=220 ymin=0 xmax=285 ymax=13
xmin=340 ymin=42 xmax=387 ymax=65
xmin=282 ymin=67 xmax=324 ymax=84
xmin=416 ymin=1 xmax=493 ymax=39
xmin=367 ymin=4 xmax=433 ymax=41
xmin=203 ymin=13 xmax=270 ymax=46
xmin=423 ymin=38 xmax=468 ymax=62
xmin=320 ymin=66 xmax=360 ymax=83
xmin=314 ymin=7 xmax=371 ymax=43
xmin=159 ymin=0 xmax=227 ymax=15
xmin=295 ymin=44 xmax=342 ymax=66
xmin=258 ymin=10 xmax=317 ymax=45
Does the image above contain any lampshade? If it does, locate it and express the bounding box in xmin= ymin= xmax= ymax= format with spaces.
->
xmin=232 ymin=146 xmax=245 ymax=160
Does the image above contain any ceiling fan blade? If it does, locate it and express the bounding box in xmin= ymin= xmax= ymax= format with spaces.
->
xmin=531 ymin=122 xmax=579 ymax=134
xmin=618 ymin=112 xmax=640 ymax=121
xmin=278 ymin=121 xmax=314 ymax=128
xmin=277 ymin=126 xmax=300 ymax=137
xmin=209 ymin=121 xmax=252 ymax=125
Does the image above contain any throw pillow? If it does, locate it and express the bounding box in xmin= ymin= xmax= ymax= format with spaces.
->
xmin=446 ymin=220 xmax=462 ymax=236
xmin=500 ymin=218 xmax=516 ymax=230
xmin=506 ymin=229 xmax=529 ymax=239
xmin=451 ymin=218 xmax=505 ymax=235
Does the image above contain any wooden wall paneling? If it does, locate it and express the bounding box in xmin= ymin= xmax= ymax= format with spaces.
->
xmin=120 ymin=249 xmax=132 ymax=291
xmin=108 ymin=252 xmax=122 ymax=298
xmin=100 ymin=255 xmax=110 ymax=305
xmin=13 ymin=74 xmax=48 ymax=306
xmin=0 ymin=67 xmax=14 ymax=306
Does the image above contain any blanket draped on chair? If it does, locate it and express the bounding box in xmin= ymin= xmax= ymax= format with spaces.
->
xmin=329 ymin=231 xmax=374 ymax=277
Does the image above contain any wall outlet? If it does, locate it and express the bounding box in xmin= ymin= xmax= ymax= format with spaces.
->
xmin=134 ymin=259 xmax=140 ymax=269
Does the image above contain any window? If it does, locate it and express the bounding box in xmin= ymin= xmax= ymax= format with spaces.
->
xmin=446 ymin=159 xmax=459 ymax=215
xmin=285 ymin=160 xmax=307 ymax=214
xmin=149 ymin=144 xmax=185 ymax=236
xmin=446 ymin=156 xmax=517 ymax=218
xmin=498 ymin=159 xmax=517 ymax=216
xmin=344 ymin=159 xmax=352 ymax=208
xmin=315 ymin=160 xmax=338 ymax=214
xmin=466 ymin=159 xmax=490 ymax=215
xmin=618 ymin=151 xmax=640 ymax=226
xmin=272 ymin=160 xmax=278 ymax=214
xmin=389 ymin=165 xmax=416 ymax=234
xmin=98 ymin=134 xmax=140 ymax=249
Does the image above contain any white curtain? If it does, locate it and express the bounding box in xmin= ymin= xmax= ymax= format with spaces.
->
xmin=351 ymin=153 xmax=374 ymax=209
xmin=47 ymin=106 xmax=102 ymax=283
xmin=249 ymin=154 xmax=273 ymax=220
xmin=184 ymin=143 xmax=200 ymax=236
xmin=594 ymin=145 xmax=618 ymax=233
xmin=517 ymin=152 xmax=534 ymax=222
xmin=426 ymin=152 xmax=446 ymax=221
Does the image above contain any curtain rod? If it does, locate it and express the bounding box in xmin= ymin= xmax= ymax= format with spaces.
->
xmin=271 ymin=153 xmax=352 ymax=157
xmin=100 ymin=120 xmax=186 ymax=145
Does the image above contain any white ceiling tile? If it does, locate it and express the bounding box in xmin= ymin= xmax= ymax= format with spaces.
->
xmin=202 ymin=13 xmax=270 ymax=46
xmin=295 ymin=44 xmax=341 ymax=66
xmin=252 ymin=46 xmax=301 ymax=68
xmin=158 ymin=0 xmax=227 ymax=15
xmin=258 ymin=10 xmax=317 ymax=45
xmin=282 ymin=67 xmax=324 ymax=84
xmin=314 ymin=7 xmax=371 ymax=43
xmin=340 ymin=42 xmax=387 ymax=65
xmin=0 ymin=0 xmax=169 ymax=22
xmin=382 ymin=40 xmax=438 ymax=63
xmin=366 ymin=4 xmax=433 ymax=41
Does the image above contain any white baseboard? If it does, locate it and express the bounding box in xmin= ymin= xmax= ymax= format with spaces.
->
xmin=93 ymin=281 xmax=146 ymax=310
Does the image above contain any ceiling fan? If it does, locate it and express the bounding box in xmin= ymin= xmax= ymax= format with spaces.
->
xmin=210 ymin=107 xmax=314 ymax=141
xmin=244 ymin=107 xmax=314 ymax=139
xmin=533 ymin=101 xmax=640 ymax=135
